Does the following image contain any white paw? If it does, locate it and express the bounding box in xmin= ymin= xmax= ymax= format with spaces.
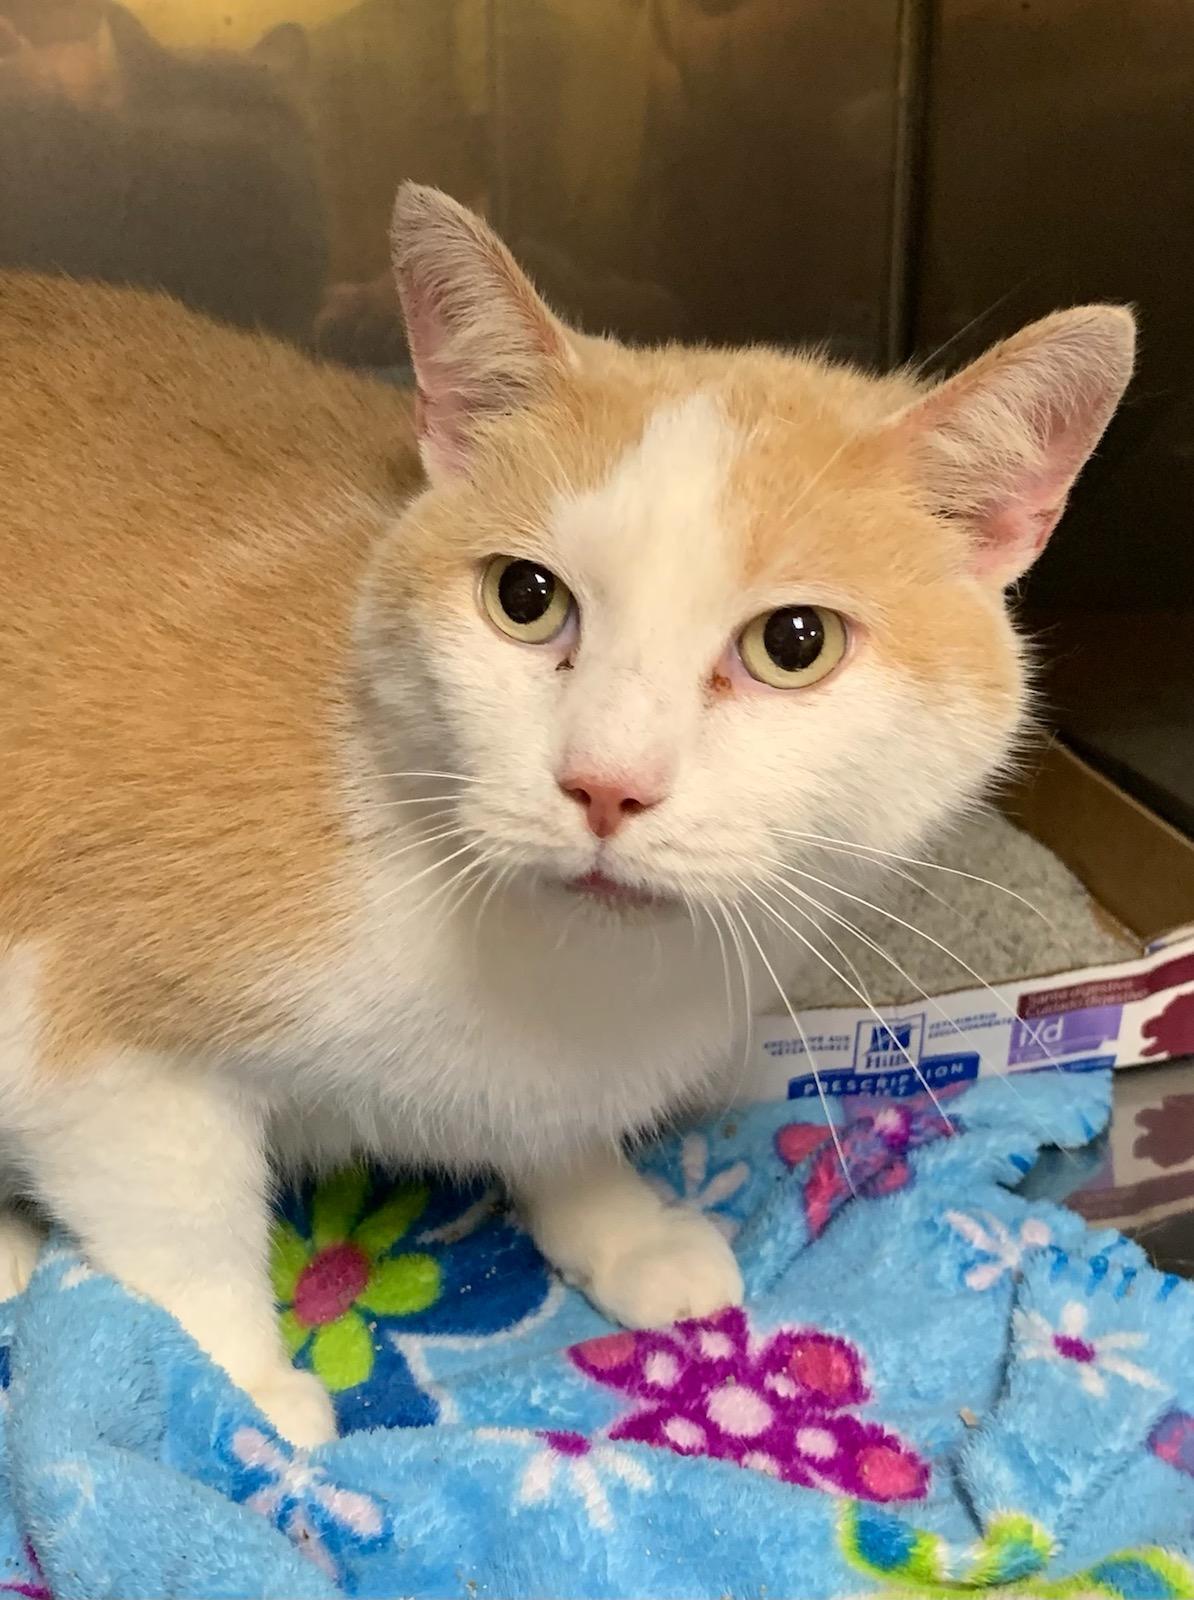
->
xmin=246 ymin=1366 xmax=338 ymax=1448
xmin=585 ymin=1207 xmax=744 ymax=1329
xmin=0 ymin=1212 xmax=44 ymax=1303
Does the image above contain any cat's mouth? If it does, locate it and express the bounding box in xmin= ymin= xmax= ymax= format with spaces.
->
xmin=564 ymin=869 xmax=662 ymax=910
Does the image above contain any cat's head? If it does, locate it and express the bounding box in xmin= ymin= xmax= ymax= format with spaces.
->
xmin=361 ymin=186 xmax=1134 ymax=916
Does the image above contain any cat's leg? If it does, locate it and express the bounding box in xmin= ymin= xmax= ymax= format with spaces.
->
xmin=0 ymin=1206 xmax=44 ymax=1302
xmin=0 ymin=1147 xmax=47 ymax=1301
xmin=519 ymin=1145 xmax=743 ymax=1328
xmin=21 ymin=1051 xmax=335 ymax=1446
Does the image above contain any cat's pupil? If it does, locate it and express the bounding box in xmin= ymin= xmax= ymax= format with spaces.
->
xmin=499 ymin=561 xmax=555 ymax=625
xmin=763 ymin=607 xmax=824 ymax=672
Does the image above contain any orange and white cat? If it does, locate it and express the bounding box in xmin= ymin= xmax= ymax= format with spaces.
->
xmin=0 ymin=186 xmax=1133 ymax=1446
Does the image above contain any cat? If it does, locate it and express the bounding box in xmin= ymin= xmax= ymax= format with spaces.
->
xmin=0 ymin=2 xmax=327 ymax=343
xmin=0 ymin=186 xmax=1134 ymax=1446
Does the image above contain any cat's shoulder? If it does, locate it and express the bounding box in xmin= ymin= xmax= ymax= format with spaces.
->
xmin=0 ymin=272 xmax=417 ymax=489
xmin=0 ymin=269 xmax=335 ymax=381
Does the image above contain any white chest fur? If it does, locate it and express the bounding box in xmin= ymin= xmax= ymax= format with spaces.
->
xmin=260 ymin=847 xmax=751 ymax=1179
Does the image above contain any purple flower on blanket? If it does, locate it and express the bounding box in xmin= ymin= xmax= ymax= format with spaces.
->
xmin=1015 ymin=1300 xmax=1162 ymax=1398
xmin=1150 ymin=1408 xmax=1194 ymax=1478
xmin=775 ymin=1099 xmax=957 ymax=1238
xmin=224 ymin=1423 xmax=388 ymax=1584
xmin=571 ymin=1307 xmax=929 ymax=1502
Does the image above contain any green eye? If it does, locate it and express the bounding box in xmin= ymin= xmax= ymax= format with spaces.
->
xmin=481 ymin=556 xmax=574 ymax=644
xmin=738 ymin=605 xmax=847 ymax=689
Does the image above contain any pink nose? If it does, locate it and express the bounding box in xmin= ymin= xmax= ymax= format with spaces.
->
xmin=558 ymin=774 xmax=663 ymax=839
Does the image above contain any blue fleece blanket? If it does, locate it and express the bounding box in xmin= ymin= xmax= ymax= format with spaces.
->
xmin=2 ymin=1069 xmax=1193 ymax=1600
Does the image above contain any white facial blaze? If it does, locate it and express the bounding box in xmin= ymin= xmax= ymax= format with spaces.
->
xmin=550 ymin=392 xmax=739 ymax=789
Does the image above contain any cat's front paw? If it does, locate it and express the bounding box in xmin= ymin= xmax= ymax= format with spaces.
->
xmin=586 ymin=1208 xmax=743 ymax=1329
xmin=246 ymin=1366 xmax=338 ymax=1448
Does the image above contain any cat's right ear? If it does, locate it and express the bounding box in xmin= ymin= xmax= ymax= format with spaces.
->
xmin=890 ymin=306 xmax=1135 ymax=587
xmin=391 ymin=184 xmax=575 ymax=481
xmin=251 ymin=23 xmax=310 ymax=87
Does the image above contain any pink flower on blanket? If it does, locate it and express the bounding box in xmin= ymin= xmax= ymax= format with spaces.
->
xmin=1149 ymin=1408 xmax=1194 ymax=1478
xmin=570 ymin=1307 xmax=928 ymax=1502
xmin=775 ymin=1100 xmax=957 ymax=1238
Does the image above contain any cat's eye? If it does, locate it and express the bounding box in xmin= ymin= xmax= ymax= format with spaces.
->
xmin=737 ymin=605 xmax=848 ymax=689
xmin=481 ymin=556 xmax=574 ymax=645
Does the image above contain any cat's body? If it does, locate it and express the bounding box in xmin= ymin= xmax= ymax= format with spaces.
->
xmin=0 ymin=189 xmax=1134 ymax=1445
xmin=0 ymin=3 xmax=326 ymax=343
xmin=0 ymin=273 xmax=734 ymax=1160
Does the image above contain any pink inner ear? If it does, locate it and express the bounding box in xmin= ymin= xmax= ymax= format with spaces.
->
xmin=973 ymin=471 xmax=1070 ymax=582
xmin=415 ymin=379 xmax=474 ymax=479
xmin=397 ymin=275 xmax=539 ymax=478
xmin=899 ymin=306 xmax=1135 ymax=587
xmin=392 ymin=187 xmax=570 ymax=481
xmin=411 ymin=384 xmax=460 ymax=479
xmin=969 ymin=386 xmax=1105 ymax=583
xmin=398 ymin=286 xmax=462 ymax=472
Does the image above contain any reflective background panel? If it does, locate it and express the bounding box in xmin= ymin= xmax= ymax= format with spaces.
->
xmin=914 ymin=0 xmax=1194 ymax=832
xmin=0 ymin=2 xmax=906 ymax=364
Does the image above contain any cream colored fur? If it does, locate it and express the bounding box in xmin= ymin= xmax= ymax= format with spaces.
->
xmin=0 ymin=187 xmax=1134 ymax=1444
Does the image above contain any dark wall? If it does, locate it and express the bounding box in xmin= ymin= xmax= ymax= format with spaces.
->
xmin=913 ymin=0 xmax=1194 ymax=616
xmin=494 ymin=0 xmax=908 ymax=365
xmin=911 ymin=0 xmax=1194 ymax=834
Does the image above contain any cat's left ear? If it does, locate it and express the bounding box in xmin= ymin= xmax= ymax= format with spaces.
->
xmin=390 ymin=183 xmax=575 ymax=481
xmin=891 ymin=306 xmax=1136 ymax=586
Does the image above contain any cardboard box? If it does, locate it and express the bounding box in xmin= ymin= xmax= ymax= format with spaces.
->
xmin=752 ymin=744 xmax=1194 ymax=1103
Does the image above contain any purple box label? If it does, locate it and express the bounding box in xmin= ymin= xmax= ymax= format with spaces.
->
xmin=1008 ymin=1004 xmax=1123 ymax=1067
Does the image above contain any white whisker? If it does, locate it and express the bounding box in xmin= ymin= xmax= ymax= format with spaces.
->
xmin=718 ymin=897 xmax=755 ymax=1081
xmin=906 ymin=282 xmax=1026 ymax=379
xmin=365 ymin=794 xmax=468 ymax=810
xmin=371 ymin=823 xmax=471 ymax=874
xmin=552 ymin=897 xmax=586 ymax=954
xmin=439 ymin=856 xmax=495 ymax=929
xmin=727 ymin=899 xmax=854 ymax=1197
xmin=774 ymin=837 xmax=963 ymax=923
xmin=681 ymin=890 xmax=701 ymax=953
xmin=774 ymin=430 xmax=859 ymax=528
xmin=763 ymin=865 xmax=1079 ymax=1162
xmin=371 ymin=770 xmax=495 ymax=787
xmin=393 ymin=854 xmax=488 ymax=934
xmin=702 ymin=899 xmax=754 ymax=1119
xmin=761 ymin=851 xmax=1081 ymax=1139
xmin=702 ymin=903 xmax=737 ymax=1053
xmin=746 ymin=880 xmax=956 ymax=1133
xmin=472 ymin=857 xmax=518 ymax=949
xmin=763 ymin=855 xmax=1068 ymax=1068
xmin=771 ymin=828 xmax=1058 ymax=933
xmin=372 ymin=841 xmax=479 ymax=915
